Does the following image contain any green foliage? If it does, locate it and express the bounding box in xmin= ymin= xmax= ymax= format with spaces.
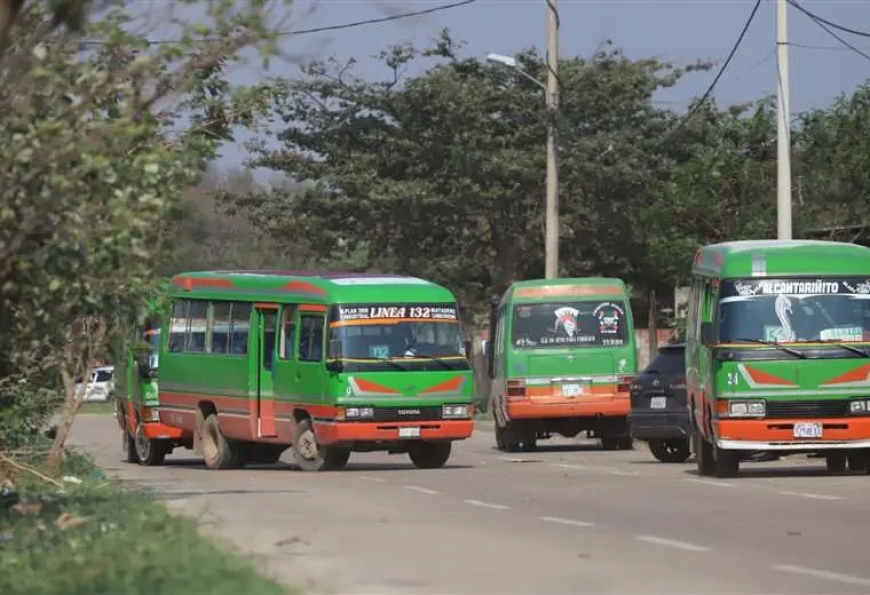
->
xmin=0 ymin=446 xmax=292 ymax=595
xmin=222 ymin=32 xmax=709 ymax=321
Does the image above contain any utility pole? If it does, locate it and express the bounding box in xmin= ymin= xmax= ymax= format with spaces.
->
xmin=775 ymin=0 xmax=792 ymax=240
xmin=545 ymin=0 xmax=560 ymax=278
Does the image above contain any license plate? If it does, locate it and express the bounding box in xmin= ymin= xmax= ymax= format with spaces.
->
xmin=650 ymin=396 xmax=667 ymax=409
xmin=562 ymin=383 xmax=583 ymax=397
xmin=793 ymin=422 xmax=823 ymax=439
xmin=399 ymin=427 xmax=421 ymax=438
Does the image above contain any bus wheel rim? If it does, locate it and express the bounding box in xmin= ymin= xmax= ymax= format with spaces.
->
xmin=298 ymin=430 xmax=318 ymax=460
xmin=135 ymin=425 xmax=151 ymax=459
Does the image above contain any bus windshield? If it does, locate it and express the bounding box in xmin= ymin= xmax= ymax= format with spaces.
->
xmin=718 ymin=278 xmax=870 ymax=343
xmin=511 ymin=301 xmax=629 ymax=349
xmin=328 ymin=303 xmax=469 ymax=371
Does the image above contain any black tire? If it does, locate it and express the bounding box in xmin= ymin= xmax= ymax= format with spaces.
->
xmin=601 ymin=437 xmax=618 ymax=451
xmin=122 ymin=426 xmax=139 ymax=464
xmin=694 ymin=432 xmax=716 ymax=476
xmin=408 ymin=441 xmax=452 ymax=469
xmin=847 ymin=451 xmax=869 ymax=473
xmin=616 ymin=436 xmax=634 ymax=451
xmin=497 ymin=420 xmax=520 ymax=453
xmin=713 ymin=443 xmax=740 ymax=478
xmin=494 ymin=423 xmax=506 ymax=450
xmin=324 ymin=448 xmax=351 ymax=470
xmin=520 ymin=439 xmax=537 ymax=452
xmin=826 ymin=453 xmax=847 ymax=473
xmin=201 ymin=413 xmax=245 ymax=469
xmin=293 ymin=418 xmax=343 ymax=472
xmin=648 ymin=438 xmax=691 ymax=463
xmin=135 ymin=423 xmax=168 ymax=466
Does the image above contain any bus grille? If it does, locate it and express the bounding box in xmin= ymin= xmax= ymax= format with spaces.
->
xmin=766 ymin=400 xmax=851 ymax=419
xmin=372 ymin=406 xmax=443 ymax=422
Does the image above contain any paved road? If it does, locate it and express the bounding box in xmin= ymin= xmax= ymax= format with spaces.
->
xmin=72 ymin=415 xmax=870 ymax=594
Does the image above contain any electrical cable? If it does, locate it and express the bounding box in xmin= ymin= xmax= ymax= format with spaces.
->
xmin=661 ymin=0 xmax=762 ymax=144
xmin=786 ymin=0 xmax=870 ymax=39
xmin=787 ymin=0 xmax=870 ymax=62
xmin=82 ymin=0 xmax=478 ymax=46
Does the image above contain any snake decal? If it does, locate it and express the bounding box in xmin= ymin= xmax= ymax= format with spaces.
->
xmin=774 ymin=293 xmax=796 ymax=342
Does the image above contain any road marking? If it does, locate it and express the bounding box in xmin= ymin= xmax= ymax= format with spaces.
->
xmin=498 ymin=456 xmax=540 ymax=463
xmin=403 ymin=485 xmax=439 ymax=495
xmin=773 ymin=565 xmax=870 ymax=587
xmin=777 ymin=490 xmax=842 ymax=501
xmin=358 ymin=476 xmax=386 ymax=483
xmin=539 ymin=516 xmax=595 ymax=527
xmin=550 ymin=463 xmax=588 ymax=471
xmin=463 ymin=499 xmax=510 ymax=510
xmin=635 ymin=535 xmax=711 ymax=552
xmin=608 ymin=469 xmax=642 ymax=476
xmin=685 ymin=478 xmax=735 ymax=488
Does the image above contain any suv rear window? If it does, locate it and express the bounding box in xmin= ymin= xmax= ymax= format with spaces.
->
xmin=644 ymin=346 xmax=684 ymax=376
xmin=94 ymin=370 xmax=113 ymax=383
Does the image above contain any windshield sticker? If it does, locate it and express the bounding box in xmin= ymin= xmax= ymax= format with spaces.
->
xmin=763 ymin=325 xmax=784 ymax=342
xmin=334 ymin=303 xmax=458 ymax=322
xmin=773 ymin=294 xmax=797 ymax=342
xmin=369 ymin=345 xmax=390 ymax=358
xmin=594 ymin=302 xmax=625 ymax=335
xmin=553 ymin=307 xmax=579 ymax=337
xmin=819 ymin=326 xmax=863 ymax=342
xmin=730 ymin=279 xmax=870 ymax=297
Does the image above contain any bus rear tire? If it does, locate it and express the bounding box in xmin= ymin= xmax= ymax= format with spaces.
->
xmin=408 ymin=441 xmax=452 ymax=469
xmin=122 ymin=427 xmax=139 ymax=464
xmin=201 ymin=413 xmax=245 ymax=469
xmin=694 ymin=432 xmax=716 ymax=476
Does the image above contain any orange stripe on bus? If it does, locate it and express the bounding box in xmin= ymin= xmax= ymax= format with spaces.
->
xmin=299 ymin=304 xmax=327 ymax=312
xmin=255 ymin=302 xmax=279 ymax=309
xmin=285 ymin=280 xmax=327 ymax=296
xmin=174 ymin=277 xmax=234 ymax=290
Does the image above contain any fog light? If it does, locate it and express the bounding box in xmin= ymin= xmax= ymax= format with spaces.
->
xmin=850 ymin=400 xmax=868 ymax=413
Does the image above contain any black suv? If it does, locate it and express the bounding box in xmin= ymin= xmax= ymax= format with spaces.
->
xmin=629 ymin=342 xmax=690 ymax=463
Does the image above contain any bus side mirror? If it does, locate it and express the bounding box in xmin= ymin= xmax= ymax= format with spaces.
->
xmin=700 ymin=322 xmax=715 ymax=346
xmin=326 ymin=339 xmax=343 ymax=374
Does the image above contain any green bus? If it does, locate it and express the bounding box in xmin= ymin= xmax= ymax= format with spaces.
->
xmin=688 ymin=240 xmax=870 ymax=477
xmin=115 ymin=294 xmax=188 ymax=465
xmin=156 ymin=270 xmax=475 ymax=471
xmin=486 ymin=278 xmax=638 ymax=451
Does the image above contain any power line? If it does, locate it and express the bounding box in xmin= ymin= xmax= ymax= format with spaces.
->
xmin=789 ymin=42 xmax=870 ymax=51
xmin=785 ymin=0 xmax=870 ymax=39
xmin=788 ymin=0 xmax=870 ymax=62
xmin=662 ymin=0 xmax=762 ymax=144
xmin=82 ymin=0 xmax=478 ymax=46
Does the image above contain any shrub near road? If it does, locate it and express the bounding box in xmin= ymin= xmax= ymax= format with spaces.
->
xmin=0 ymin=448 xmax=292 ymax=595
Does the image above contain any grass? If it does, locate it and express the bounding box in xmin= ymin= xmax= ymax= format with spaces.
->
xmin=0 ymin=446 xmax=294 ymax=595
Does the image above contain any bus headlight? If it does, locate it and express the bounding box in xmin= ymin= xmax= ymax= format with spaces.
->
xmin=850 ymin=399 xmax=870 ymax=414
xmin=442 ymin=404 xmax=470 ymax=419
xmin=345 ymin=406 xmax=374 ymax=419
xmin=727 ymin=400 xmax=765 ymax=418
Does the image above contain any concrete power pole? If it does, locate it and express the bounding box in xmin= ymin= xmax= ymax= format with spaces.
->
xmin=545 ymin=0 xmax=560 ymax=278
xmin=775 ymin=0 xmax=793 ymax=240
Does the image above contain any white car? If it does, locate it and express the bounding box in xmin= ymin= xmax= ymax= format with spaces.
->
xmin=74 ymin=366 xmax=115 ymax=402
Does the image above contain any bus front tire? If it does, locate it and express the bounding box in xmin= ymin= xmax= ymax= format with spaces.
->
xmin=713 ymin=442 xmax=739 ymax=478
xmin=408 ymin=441 xmax=452 ymax=469
xmin=694 ymin=432 xmax=716 ymax=476
xmin=293 ymin=419 xmax=347 ymax=471
xmin=201 ymin=413 xmax=246 ymax=470
xmin=135 ymin=423 xmax=168 ymax=466
xmin=826 ymin=453 xmax=847 ymax=473
xmin=648 ymin=438 xmax=691 ymax=463
xmin=495 ymin=421 xmax=520 ymax=453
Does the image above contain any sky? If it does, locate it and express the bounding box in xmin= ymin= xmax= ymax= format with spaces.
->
xmin=196 ymin=0 xmax=870 ymax=175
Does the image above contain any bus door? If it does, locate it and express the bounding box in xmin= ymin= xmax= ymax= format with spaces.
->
xmin=254 ymin=304 xmax=279 ymax=437
xmin=295 ymin=305 xmax=327 ymax=405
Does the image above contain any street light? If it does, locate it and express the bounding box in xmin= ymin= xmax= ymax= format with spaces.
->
xmin=486 ymin=50 xmax=560 ymax=279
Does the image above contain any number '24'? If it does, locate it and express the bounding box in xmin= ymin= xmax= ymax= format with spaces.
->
xmin=726 ymin=371 xmax=739 ymax=386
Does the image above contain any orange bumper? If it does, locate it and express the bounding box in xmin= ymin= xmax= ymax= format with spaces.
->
xmin=142 ymin=421 xmax=188 ymax=440
xmin=506 ymin=396 xmax=630 ymax=420
xmin=314 ymin=419 xmax=474 ymax=446
xmin=716 ymin=417 xmax=870 ymax=450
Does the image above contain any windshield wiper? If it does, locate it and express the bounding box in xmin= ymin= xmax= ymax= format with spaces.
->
xmin=814 ymin=341 xmax=870 ymax=358
xmin=730 ymin=338 xmax=807 ymax=359
xmin=374 ymin=358 xmax=409 ymax=371
xmin=404 ymin=354 xmax=456 ymax=370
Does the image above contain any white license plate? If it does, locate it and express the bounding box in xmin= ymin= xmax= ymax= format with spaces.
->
xmin=793 ymin=422 xmax=823 ymax=439
xmin=650 ymin=396 xmax=667 ymax=409
xmin=399 ymin=427 xmax=421 ymax=438
xmin=562 ymin=383 xmax=583 ymax=397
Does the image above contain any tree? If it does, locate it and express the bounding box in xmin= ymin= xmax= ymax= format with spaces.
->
xmin=223 ymin=31 xmax=708 ymax=321
xmin=0 ymin=0 xmax=293 ymax=467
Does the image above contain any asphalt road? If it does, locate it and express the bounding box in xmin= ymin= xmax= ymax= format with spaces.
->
xmin=71 ymin=415 xmax=870 ymax=595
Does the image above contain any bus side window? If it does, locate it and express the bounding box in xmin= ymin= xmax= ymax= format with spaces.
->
xmin=185 ymin=300 xmax=208 ymax=353
xmin=299 ymin=314 xmax=324 ymax=362
xmin=168 ymin=300 xmax=189 ymax=352
xmin=210 ymin=301 xmax=231 ymax=354
xmin=279 ymin=305 xmax=297 ymax=359
xmin=230 ymin=302 xmax=252 ymax=355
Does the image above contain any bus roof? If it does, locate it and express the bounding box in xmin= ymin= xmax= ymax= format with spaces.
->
xmin=502 ymin=277 xmax=629 ymax=305
xmin=167 ymin=270 xmax=457 ymax=304
xmin=693 ymin=240 xmax=870 ymax=278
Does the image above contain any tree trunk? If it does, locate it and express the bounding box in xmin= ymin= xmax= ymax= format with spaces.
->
xmin=46 ymin=367 xmax=85 ymax=471
xmin=648 ymin=289 xmax=658 ymax=364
